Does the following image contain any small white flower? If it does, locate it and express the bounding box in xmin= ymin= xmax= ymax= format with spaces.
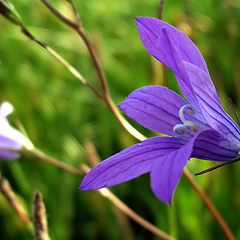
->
xmin=0 ymin=102 xmax=33 ymax=159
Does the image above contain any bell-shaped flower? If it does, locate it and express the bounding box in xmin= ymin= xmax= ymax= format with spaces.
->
xmin=0 ymin=102 xmax=33 ymax=159
xmin=80 ymin=17 xmax=240 ymax=204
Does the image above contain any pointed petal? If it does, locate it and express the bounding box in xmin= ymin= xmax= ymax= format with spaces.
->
xmin=150 ymin=142 xmax=190 ymax=204
xmin=135 ymin=17 xmax=208 ymax=106
xmin=119 ymin=85 xmax=187 ymax=135
xmin=183 ymin=62 xmax=240 ymax=147
xmin=150 ymin=130 xmax=211 ymax=204
xmin=80 ymin=136 xmax=183 ymax=191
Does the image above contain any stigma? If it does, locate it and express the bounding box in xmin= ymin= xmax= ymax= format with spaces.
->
xmin=173 ymin=104 xmax=200 ymax=135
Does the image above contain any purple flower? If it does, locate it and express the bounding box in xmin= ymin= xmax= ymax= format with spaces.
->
xmin=80 ymin=17 xmax=240 ymax=204
xmin=0 ymin=102 xmax=33 ymax=159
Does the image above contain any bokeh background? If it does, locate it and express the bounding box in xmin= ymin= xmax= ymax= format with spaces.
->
xmin=0 ymin=0 xmax=240 ymax=239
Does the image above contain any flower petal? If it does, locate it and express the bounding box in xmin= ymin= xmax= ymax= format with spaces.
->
xmin=135 ymin=17 xmax=208 ymax=106
xmin=150 ymin=130 xmax=208 ymax=204
xmin=183 ymin=62 xmax=240 ymax=148
xmin=119 ymin=85 xmax=187 ymax=135
xmin=0 ymin=134 xmax=22 ymax=150
xmin=0 ymin=150 xmax=19 ymax=159
xmin=192 ymin=128 xmax=239 ymax=161
xmin=80 ymin=136 xmax=183 ymax=191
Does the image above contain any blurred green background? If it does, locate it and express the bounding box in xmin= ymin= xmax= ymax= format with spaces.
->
xmin=0 ymin=0 xmax=240 ymax=239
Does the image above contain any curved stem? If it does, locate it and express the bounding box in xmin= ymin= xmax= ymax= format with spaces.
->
xmin=40 ymin=0 xmax=109 ymax=96
xmin=81 ymin=164 xmax=174 ymax=240
xmin=20 ymin=25 xmax=103 ymax=100
xmin=75 ymin=26 xmax=109 ymax=96
xmin=31 ymin=148 xmax=83 ymax=176
xmin=0 ymin=174 xmax=30 ymax=225
xmin=184 ymin=169 xmax=235 ymax=240
xmin=157 ymin=0 xmax=166 ymax=20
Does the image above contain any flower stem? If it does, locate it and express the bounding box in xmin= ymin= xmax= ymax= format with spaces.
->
xmin=31 ymin=148 xmax=83 ymax=176
xmin=33 ymin=191 xmax=51 ymax=240
xmin=0 ymin=174 xmax=30 ymax=225
xmin=157 ymin=0 xmax=166 ymax=20
xmin=20 ymin=24 xmax=102 ymax=99
xmin=81 ymin=164 xmax=175 ymax=240
xmin=183 ymin=169 xmax=235 ymax=240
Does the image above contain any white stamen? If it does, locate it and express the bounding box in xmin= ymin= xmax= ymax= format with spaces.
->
xmin=173 ymin=124 xmax=187 ymax=135
xmin=179 ymin=104 xmax=195 ymax=123
xmin=173 ymin=104 xmax=200 ymax=135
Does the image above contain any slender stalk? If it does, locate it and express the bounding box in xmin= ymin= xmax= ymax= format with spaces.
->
xmin=40 ymin=0 xmax=109 ymax=96
xmin=83 ymin=140 xmax=101 ymax=167
xmin=33 ymin=191 xmax=51 ymax=240
xmin=158 ymin=0 xmax=167 ymax=87
xmin=32 ymin=148 xmax=83 ymax=176
xmin=66 ymin=0 xmax=81 ymax=25
xmin=81 ymin=164 xmax=175 ymax=240
xmin=40 ymin=0 xmax=76 ymax=29
xmin=184 ymin=169 xmax=235 ymax=240
xmin=157 ymin=0 xmax=166 ymax=20
xmin=75 ymin=26 xmax=109 ymax=96
xmin=0 ymin=174 xmax=30 ymax=225
xmin=19 ymin=6 xmax=145 ymax=141
xmin=100 ymin=188 xmax=173 ymax=240
xmin=20 ymin=24 xmax=102 ymax=99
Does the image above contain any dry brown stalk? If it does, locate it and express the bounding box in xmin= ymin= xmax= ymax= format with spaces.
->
xmin=0 ymin=173 xmax=30 ymax=225
xmin=33 ymin=191 xmax=51 ymax=240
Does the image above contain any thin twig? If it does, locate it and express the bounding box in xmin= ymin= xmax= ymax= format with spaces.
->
xmin=81 ymin=164 xmax=175 ymax=240
xmin=40 ymin=0 xmax=109 ymax=96
xmin=83 ymin=140 xmax=101 ymax=167
xmin=0 ymin=174 xmax=30 ymax=225
xmin=20 ymin=12 xmax=145 ymax=141
xmin=183 ymin=169 xmax=235 ymax=240
xmin=66 ymin=0 xmax=81 ymax=25
xmin=20 ymin=24 xmax=103 ymax=100
xmin=157 ymin=0 xmax=166 ymax=20
xmin=40 ymin=0 xmax=76 ymax=29
xmin=32 ymin=148 xmax=83 ymax=176
xmin=33 ymin=191 xmax=51 ymax=240
xmin=75 ymin=26 xmax=109 ymax=96
xmin=157 ymin=0 xmax=167 ymax=87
